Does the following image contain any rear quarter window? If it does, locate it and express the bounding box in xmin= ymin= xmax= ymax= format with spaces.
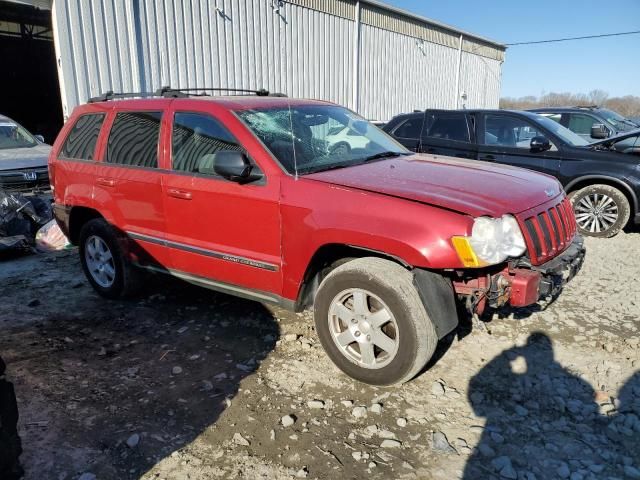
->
xmin=425 ymin=113 xmax=470 ymax=142
xmin=60 ymin=113 xmax=105 ymax=160
xmin=106 ymin=111 xmax=162 ymax=168
xmin=393 ymin=117 xmax=423 ymax=139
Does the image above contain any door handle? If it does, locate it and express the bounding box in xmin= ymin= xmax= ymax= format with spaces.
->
xmin=480 ymin=154 xmax=495 ymax=161
xmin=97 ymin=177 xmax=116 ymax=187
xmin=167 ymin=188 xmax=193 ymax=200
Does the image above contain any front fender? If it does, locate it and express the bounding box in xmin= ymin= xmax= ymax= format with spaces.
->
xmin=279 ymin=177 xmax=472 ymax=300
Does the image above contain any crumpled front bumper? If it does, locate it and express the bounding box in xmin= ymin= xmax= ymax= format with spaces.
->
xmin=508 ymin=235 xmax=585 ymax=307
xmin=452 ymin=236 xmax=586 ymax=313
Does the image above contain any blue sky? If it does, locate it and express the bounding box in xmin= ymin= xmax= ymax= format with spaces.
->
xmin=383 ymin=0 xmax=640 ymax=98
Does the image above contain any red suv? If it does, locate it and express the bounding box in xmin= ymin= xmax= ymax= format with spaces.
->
xmin=49 ymin=88 xmax=585 ymax=385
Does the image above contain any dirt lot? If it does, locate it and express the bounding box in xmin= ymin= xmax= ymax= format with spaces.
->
xmin=1 ymin=231 xmax=638 ymax=480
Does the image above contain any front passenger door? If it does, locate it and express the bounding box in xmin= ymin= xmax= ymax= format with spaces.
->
xmin=162 ymin=109 xmax=282 ymax=298
xmin=477 ymin=113 xmax=560 ymax=176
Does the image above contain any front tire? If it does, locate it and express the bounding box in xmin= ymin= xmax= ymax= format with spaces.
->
xmin=313 ymin=257 xmax=438 ymax=386
xmin=79 ymin=218 xmax=141 ymax=299
xmin=569 ymin=184 xmax=630 ymax=238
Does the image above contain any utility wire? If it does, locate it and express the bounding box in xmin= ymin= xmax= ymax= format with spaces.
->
xmin=506 ymin=30 xmax=640 ymax=46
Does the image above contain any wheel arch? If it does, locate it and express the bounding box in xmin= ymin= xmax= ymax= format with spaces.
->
xmin=564 ymin=176 xmax=637 ymax=214
xmin=68 ymin=206 xmax=104 ymax=245
xmin=295 ymin=243 xmax=410 ymax=312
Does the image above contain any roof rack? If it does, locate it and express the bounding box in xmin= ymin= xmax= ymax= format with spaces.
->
xmin=88 ymin=86 xmax=287 ymax=103
xmin=156 ymin=86 xmax=287 ymax=98
xmin=575 ymin=105 xmax=599 ymax=109
xmin=88 ymin=90 xmax=155 ymax=103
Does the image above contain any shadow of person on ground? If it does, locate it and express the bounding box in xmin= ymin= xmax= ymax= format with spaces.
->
xmin=463 ymin=332 xmax=638 ymax=480
xmin=1 ymin=274 xmax=280 ymax=479
xmin=611 ymin=371 xmax=640 ymax=471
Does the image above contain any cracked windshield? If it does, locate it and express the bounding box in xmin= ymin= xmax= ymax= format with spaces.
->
xmin=236 ymin=104 xmax=409 ymax=175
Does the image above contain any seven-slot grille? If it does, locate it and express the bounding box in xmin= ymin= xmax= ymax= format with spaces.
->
xmin=521 ymin=197 xmax=577 ymax=265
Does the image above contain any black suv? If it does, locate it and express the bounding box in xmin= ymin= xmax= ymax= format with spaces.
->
xmin=528 ymin=106 xmax=640 ymax=141
xmin=384 ymin=109 xmax=640 ymax=238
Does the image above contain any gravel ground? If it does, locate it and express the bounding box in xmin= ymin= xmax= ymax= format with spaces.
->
xmin=0 ymin=230 xmax=638 ymax=480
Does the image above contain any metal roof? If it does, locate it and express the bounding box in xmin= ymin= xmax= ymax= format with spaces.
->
xmin=363 ymin=0 xmax=506 ymax=50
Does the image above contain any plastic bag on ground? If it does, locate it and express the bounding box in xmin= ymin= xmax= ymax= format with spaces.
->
xmin=35 ymin=219 xmax=70 ymax=251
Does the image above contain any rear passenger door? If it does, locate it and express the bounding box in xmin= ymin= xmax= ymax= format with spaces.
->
xmin=420 ymin=111 xmax=477 ymax=159
xmin=477 ymin=113 xmax=560 ymax=176
xmin=99 ymin=109 xmax=171 ymax=267
xmin=161 ymin=106 xmax=282 ymax=297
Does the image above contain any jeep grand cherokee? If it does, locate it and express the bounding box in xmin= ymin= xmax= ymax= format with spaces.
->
xmin=49 ymin=89 xmax=585 ymax=385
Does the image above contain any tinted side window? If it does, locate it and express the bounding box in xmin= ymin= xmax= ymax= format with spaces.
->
xmin=393 ymin=117 xmax=423 ymax=139
xmin=425 ymin=113 xmax=470 ymax=142
xmin=172 ymin=113 xmax=242 ymax=174
xmin=60 ymin=114 xmax=105 ymax=160
xmin=568 ymin=114 xmax=597 ymax=135
xmin=106 ymin=111 xmax=162 ymax=168
xmin=483 ymin=114 xmax=543 ymax=148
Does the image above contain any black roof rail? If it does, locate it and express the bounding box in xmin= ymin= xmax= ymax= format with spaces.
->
xmin=88 ymin=86 xmax=287 ymax=103
xmin=88 ymin=90 xmax=156 ymax=103
xmin=156 ymin=86 xmax=287 ymax=98
xmin=575 ymin=105 xmax=599 ymax=109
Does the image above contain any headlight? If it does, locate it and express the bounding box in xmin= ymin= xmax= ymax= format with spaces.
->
xmin=451 ymin=215 xmax=527 ymax=267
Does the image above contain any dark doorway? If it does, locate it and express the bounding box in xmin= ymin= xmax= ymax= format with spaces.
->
xmin=0 ymin=1 xmax=63 ymax=144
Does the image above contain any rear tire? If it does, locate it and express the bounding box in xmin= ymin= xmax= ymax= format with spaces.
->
xmin=569 ymin=184 xmax=630 ymax=238
xmin=313 ymin=257 xmax=438 ymax=386
xmin=79 ymin=218 xmax=142 ymax=299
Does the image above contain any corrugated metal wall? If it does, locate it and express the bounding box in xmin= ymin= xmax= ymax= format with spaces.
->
xmin=51 ymin=0 xmax=504 ymax=121
xmin=358 ymin=24 xmax=459 ymax=121
xmin=458 ymin=51 xmax=502 ymax=109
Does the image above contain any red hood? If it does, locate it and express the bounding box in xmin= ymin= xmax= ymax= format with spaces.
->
xmin=305 ymin=154 xmax=563 ymax=217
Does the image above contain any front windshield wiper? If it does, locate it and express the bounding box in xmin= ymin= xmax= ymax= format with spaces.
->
xmin=299 ymin=152 xmax=410 ymax=175
xmin=299 ymin=160 xmax=358 ymax=175
xmin=360 ymin=151 xmax=411 ymax=162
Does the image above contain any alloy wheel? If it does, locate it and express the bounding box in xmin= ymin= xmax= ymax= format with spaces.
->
xmin=328 ymin=288 xmax=399 ymax=369
xmin=574 ymin=193 xmax=619 ymax=234
xmin=84 ymin=235 xmax=116 ymax=288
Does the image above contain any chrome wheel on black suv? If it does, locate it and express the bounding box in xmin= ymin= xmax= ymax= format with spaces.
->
xmin=569 ymin=184 xmax=630 ymax=238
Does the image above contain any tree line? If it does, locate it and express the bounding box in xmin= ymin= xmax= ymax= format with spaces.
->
xmin=500 ymin=90 xmax=640 ymax=118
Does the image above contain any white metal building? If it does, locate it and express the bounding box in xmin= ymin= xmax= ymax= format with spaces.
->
xmin=1 ymin=0 xmax=505 ymax=135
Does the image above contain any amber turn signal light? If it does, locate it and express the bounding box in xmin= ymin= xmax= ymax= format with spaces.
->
xmin=451 ymin=236 xmax=486 ymax=268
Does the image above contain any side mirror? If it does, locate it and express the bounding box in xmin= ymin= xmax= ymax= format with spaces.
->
xmin=530 ymin=136 xmax=551 ymax=153
xmin=35 ymin=135 xmax=45 ymax=143
xmin=590 ymin=124 xmax=609 ymax=139
xmin=212 ymin=151 xmax=259 ymax=183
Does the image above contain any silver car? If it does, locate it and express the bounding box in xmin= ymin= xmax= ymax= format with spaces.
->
xmin=0 ymin=114 xmax=51 ymax=192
